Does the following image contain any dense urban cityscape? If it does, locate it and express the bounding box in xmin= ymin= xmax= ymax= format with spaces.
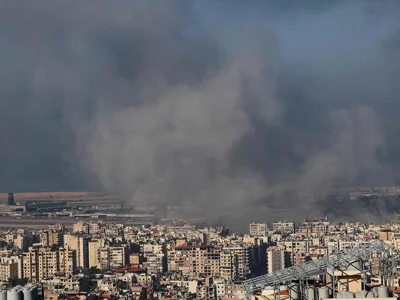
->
xmin=1 ymin=0 xmax=400 ymax=300
xmin=0 ymin=190 xmax=398 ymax=299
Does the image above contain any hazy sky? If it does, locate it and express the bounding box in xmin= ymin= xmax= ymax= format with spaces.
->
xmin=0 ymin=0 xmax=400 ymax=223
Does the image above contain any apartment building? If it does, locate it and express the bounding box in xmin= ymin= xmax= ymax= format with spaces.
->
xmin=223 ymin=245 xmax=254 ymax=280
xmin=167 ymin=245 xmax=221 ymax=277
xmin=73 ymin=222 xmax=89 ymax=234
xmin=58 ymin=248 xmax=77 ymax=275
xmin=73 ymin=221 xmax=102 ymax=235
xmin=0 ymin=259 xmax=18 ymax=281
xmin=273 ymin=221 xmax=295 ymax=234
xmin=143 ymin=253 xmax=166 ymax=274
xmin=219 ymin=251 xmax=238 ymax=281
xmin=92 ymin=244 xmax=129 ymax=270
xmin=109 ymin=245 xmax=129 ymax=268
xmin=64 ymin=234 xmax=89 ymax=269
xmin=309 ymin=246 xmax=328 ymax=257
xmin=23 ymin=247 xmax=58 ymax=282
xmin=129 ymin=253 xmax=141 ymax=265
xmin=249 ymin=222 xmax=268 ymax=237
xmin=99 ymin=248 xmax=111 ymax=270
xmin=166 ymin=225 xmax=196 ymax=234
xmin=298 ymin=218 xmax=329 ymax=235
xmin=41 ymin=231 xmax=64 ymax=247
xmin=266 ymin=246 xmax=285 ymax=274
xmin=88 ymin=239 xmax=103 ymax=268
xmin=276 ymin=240 xmax=311 ymax=266
xmin=142 ymin=243 xmax=164 ymax=256
xmin=88 ymin=222 xmax=102 ymax=234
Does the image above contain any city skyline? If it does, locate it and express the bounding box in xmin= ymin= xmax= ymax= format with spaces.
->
xmin=1 ymin=1 xmax=400 ymax=225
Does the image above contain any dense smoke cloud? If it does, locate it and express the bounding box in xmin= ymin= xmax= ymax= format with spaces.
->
xmin=0 ymin=0 xmax=400 ymax=228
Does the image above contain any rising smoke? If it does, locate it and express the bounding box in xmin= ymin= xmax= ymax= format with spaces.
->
xmin=0 ymin=1 xmax=400 ymax=229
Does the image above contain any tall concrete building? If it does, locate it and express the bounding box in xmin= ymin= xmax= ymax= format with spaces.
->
xmin=23 ymin=247 xmax=77 ymax=282
xmin=41 ymin=231 xmax=64 ymax=247
xmin=110 ymin=245 xmax=129 ymax=268
xmin=266 ymin=246 xmax=285 ymax=274
xmin=7 ymin=193 xmax=15 ymax=205
xmin=143 ymin=253 xmax=166 ymax=274
xmin=249 ymin=222 xmax=268 ymax=237
xmin=88 ymin=239 xmax=103 ymax=268
xmin=272 ymin=221 xmax=295 ymax=234
xmin=220 ymin=251 xmax=238 ymax=281
xmin=88 ymin=244 xmax=129 ymax=270
xmin=223 ymin=245 xmax=254 ymax=280
xmin=58 ymin=248 xmax=77 ymax=275
xmin=168 ymin=245 xmax=221 ymax=277
xmin=64 ymin=234 xmax=89 ymax=269
xmin=23 ymin=247 xmax=58 ymax=282
xmin=298 ymin=218 xmax=329 ymax=235
xmin=98 ymin=247 xmax=110 ymax=270
xmin=0 ymin=259 xmax=18 ymax=282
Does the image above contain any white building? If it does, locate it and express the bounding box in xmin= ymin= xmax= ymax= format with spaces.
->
xmin=249 ymin=222 xmax=268 ymax=237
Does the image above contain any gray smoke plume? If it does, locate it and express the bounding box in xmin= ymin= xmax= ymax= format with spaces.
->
xmin=0 ymin=0 xmax=400 ymax=229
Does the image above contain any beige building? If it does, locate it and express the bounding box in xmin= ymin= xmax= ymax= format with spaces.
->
xmin=73 ymin=221 xmax=102 ymax=235
xmin=98 ymin=248 xmax=110 ymax=270
xmin=109 ymin=246 xmax=128 ymax=268
xmin=143 ymin=253 xmax=165 ymax=274
xmin=249 ymin=222 xmax=268 ymax=237
xmin=14 ymin=235 xmax=30 ymax=250
xmin=41 ymin=231 xmax=63 ymax=247
xmin=129 ymin=253 xmax=140 ymax=265
xmin=59 ymin=248 xmax=77 ymax=275
xmin=142 ymin=243 xmax=164 ymax=256
xmin=273 ymin=221 xmax=295 ymax=234
xmin=0 ymin=256 xmax=22 ymax=279
xmin=0 ymin=260 xmax=18 ymax=281
xmin=88 ymin=240 xmax=104 ymax=268
xmin=298 ymin=218 xmax=329 ymax=236
xmin=223 ymin=245 xmax=254 ymax=280
xmin=88 ymin=222 xmax=101 ymax=234
xmin=73 ymin=222 xmax=89 ymax=234
xmin=168 ymin=245 xmax=221 ymax=277
xmin=24 ymin=247 xmax=77 ymax=282
xmin=64 ymin=234 xmax=88 ymax=268
xmin=220 ymin=251 xmax=238 ymax=281
xmin=23 ymin=247 xmax=58 ymax=282
xmin=379 ymin=230 xmax=394 ymax=241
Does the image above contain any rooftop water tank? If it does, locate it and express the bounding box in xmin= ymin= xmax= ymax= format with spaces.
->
xmin=7 ymin=287 xmax=22 ymax=300
xmin=377 ymin=286 xmax=389 ymax=298
xmin=290 ymin=283 xmax=300 ymax=300
xmin=347 ymin=260 xmax=362 ymax=272
xmin=318 ymin=286 xmax=330 ymax=300
xmin=337 ymin=291 xmax=354 ymax=299
xmin=355 ymin=290 xmax=367 ymax=298
xmin=0 ymin=290 xmax=7 ymax=300
xmin=23 ymin=287 xmax=34 ymax=300
xmin=307 ymin=287 xmax=315 ymax=300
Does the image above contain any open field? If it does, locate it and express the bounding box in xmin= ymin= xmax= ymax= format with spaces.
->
xmin=0 ymin=191 xmax=123 ymax=207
